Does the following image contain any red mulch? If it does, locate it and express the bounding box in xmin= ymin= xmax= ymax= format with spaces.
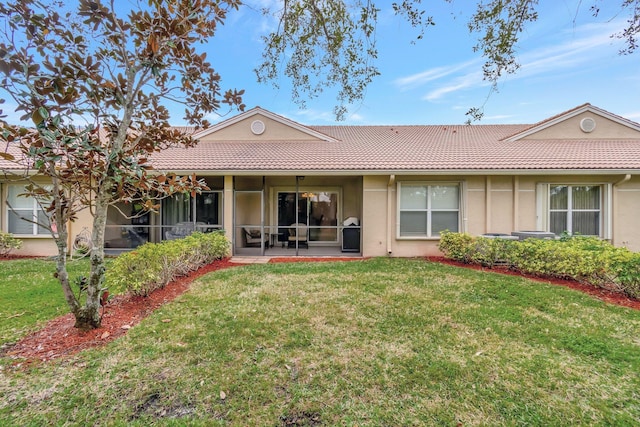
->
xmin=4 ymin=256 xmax=638 ymax=366
xmin=4 ymin=259 xmax=238 ymax=364
xmin=427 ymin=256 xmax=640 ymax=310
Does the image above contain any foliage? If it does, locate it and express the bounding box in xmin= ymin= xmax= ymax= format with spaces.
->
xmin=257 ymin=0 xmax=640 ymax=121
xmin=0 ymin=231 xmax=22 ymax=256
xmin=2 ymin=258 xmax=640 ymax=424
xmin=439 ymin=232 xmax=640 ymax=298
xmin=106 ymin=231 xmax=229 ymax=297
xmin=0 ymin=0 xmax=243 ymax=329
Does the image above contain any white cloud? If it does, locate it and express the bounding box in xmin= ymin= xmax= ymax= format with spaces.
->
xmin=292 ymin=109 xmax=336 ymax=123
xmin=624 ymin=111 xmax=640 ymax=121
xmin=393 ymin=60 xmax=478 ymax=91
xmin=423 ymin=71 xmax=486 ymax=101
xmin=394 ymin=20 xmax=630 ymax=102
xmin=292 ymin=107 xmax=366 ymax=124
xmin=482 ymin=114 xmax=515 ymax=121
xmin=514 ymin=24 xmax=624 ymax=78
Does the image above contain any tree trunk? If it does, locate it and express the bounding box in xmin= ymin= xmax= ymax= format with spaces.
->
xmin=76 ymin=193 xmax=110 ymax=330
xmin=73 ymin=305 xmax=102 ymax=330
xmin=54 ymin=225 xmax=81 ymax=317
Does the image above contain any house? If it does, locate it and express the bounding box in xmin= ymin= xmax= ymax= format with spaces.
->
xmin=2 ymin=103 xmax=640 ymax=257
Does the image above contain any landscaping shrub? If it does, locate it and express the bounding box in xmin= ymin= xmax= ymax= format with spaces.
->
xmin=106 ymin=231 xmax=230 ymax=297
xmin=607 ymin=249 xmax=640 ymax=299
xmin=439 ymin=231 xmax=640 ymax=299
xmin=0 ymin=231 xmax=22 ymax=256
xmin=437 ymin=231 xmax=475 ymax=263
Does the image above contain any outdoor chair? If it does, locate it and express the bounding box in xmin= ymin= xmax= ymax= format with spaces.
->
xmin=287 ymin=223 xmax=308 ymax=248
xmin=243 ymin=228 xmax=268 ymax=248
xmin=165 ymin=221 xmax=206 ymax=240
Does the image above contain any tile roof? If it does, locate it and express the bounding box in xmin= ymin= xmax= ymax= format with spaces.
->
xmin=148 ymin=123 xmax=640 ymax=173
xmin=3 ymin=105 xmax=640 ymax=174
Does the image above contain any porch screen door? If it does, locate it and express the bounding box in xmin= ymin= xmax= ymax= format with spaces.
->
xmin=234 ymin=190 xmax=266 ymax=255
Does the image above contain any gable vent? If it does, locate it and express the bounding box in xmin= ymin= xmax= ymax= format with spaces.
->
xmin=580 ymin=117 xmax=596 ymax=133
xmin=251 ymin=119 xmax=266 ymax=135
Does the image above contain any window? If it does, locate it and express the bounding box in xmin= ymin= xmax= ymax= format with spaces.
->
xmin=549 ymin=185 xmax=601 ymax=236
xmin=398 ymin=183 xmax=459 ymax=238
xmin=7 ymin=185 xmax=50 ymax=236
xmin=162 ymin=191 xmax=223 ymax=228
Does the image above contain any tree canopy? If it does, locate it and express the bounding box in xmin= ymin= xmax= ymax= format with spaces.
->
xmin=256 ymin=0 xmax=640 ymax=120
xmin=0 ymin=0 xmax=244 ymax=329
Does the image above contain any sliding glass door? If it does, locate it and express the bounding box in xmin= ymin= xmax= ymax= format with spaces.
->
xmin=277 ymin=191 xmax=339 ymax=243
xmin=161 ymin=191 xmax=222 ymax=237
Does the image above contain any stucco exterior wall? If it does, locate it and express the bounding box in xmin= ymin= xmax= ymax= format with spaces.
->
xmin=1 ymin=179 xmax=95 ymax=257
xmin=200 ymin=113 xmax=321 ymax=141
xmin=612 ymin=175 xmax=640 ymax=252
xmin=362 ymin=176 xmax=390 ymax=257
xmin=4 ymin=172 xmax=640 ymax=257
xmin=465 ymin=176 xmax=486 ymax=235
xmin=359 ymin=173 xmax=639 ymax=258
xmin=486 ymin=176 xmax=515 ymax=234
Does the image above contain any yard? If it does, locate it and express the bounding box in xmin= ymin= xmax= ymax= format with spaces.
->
xmin=1 ymin=257 xmax=639 ymax=425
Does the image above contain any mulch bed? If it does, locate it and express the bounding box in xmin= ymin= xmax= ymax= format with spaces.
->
xmin=3 ymin=256 xmax=638 ymax=365
xmin=427 ymin=256 xmax=640 ymax=310
xmin=3 ymin=259 xmax=238 ymax=364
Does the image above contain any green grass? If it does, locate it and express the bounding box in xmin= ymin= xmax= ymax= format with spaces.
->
xmin=1 ymin=258 xmax=640 ymax=425
xmin=0 ymin=258 xmax=94 ymax=346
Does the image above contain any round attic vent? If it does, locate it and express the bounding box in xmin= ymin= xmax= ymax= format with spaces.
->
xmin=251 ymin=119 xmax=266 ymax=135
xmin=580 ymin=117 xmax=596 ymax=133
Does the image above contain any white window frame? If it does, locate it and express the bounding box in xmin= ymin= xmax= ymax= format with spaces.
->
xmin=536 ymin=183 xmax=611 ymax=239
xmin=6 ymin=184 xmax=52 ymax=237
xmin=396 ymin=182 xmax=462 ymax=239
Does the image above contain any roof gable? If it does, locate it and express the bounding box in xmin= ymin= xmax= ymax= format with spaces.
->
xmin=193 ymin=107 xmax=338 ymax=142
xmin=505 ymin=104 xmax=640 ymax=141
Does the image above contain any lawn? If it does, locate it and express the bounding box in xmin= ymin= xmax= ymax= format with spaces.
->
xmin=1 ymin=257 xmax=639 ymax=425
xmin=0 ymin=257 xmax=94 ymax=346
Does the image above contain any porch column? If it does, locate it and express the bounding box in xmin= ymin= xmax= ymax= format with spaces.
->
xmin=224 ymin=175 xmax=234 ymax=243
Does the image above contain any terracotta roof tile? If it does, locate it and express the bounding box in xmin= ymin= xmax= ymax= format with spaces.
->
xmin=4 ymin=117 xmax=640 ymax=174
xmin=149 ymin=124 xmax=640 ymax=172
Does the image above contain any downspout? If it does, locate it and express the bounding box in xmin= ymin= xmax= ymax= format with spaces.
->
xmin=295 ymin=175 xmax=300 ymax=257
xmin=387 ymin=174 xmax=395 ymax=256
xmin=261 ymin=176 xmax=266 ymax=256
xmin=614 ymin=174 xmax=631 ymax=187
xmin=485 ymin=176 xmax=492 ymax=233
xmin=513 ymin=176 xmax=519 ymax=232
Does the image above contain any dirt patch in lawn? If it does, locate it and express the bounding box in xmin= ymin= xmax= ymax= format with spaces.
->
xmin=427 ymin=256 xmax=640 ymax=311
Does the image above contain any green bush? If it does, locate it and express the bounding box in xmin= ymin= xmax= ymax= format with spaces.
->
xmin=106 ymin=231 xmax=230 ymax=297
xmin=0 ymin=231 xmax=22 ymax=256
xmin=437 ymin=232 xmax=475 ymax=263
xmin=439 ymin=232 xmax=640 ymax=299
xmin=607 ymin=249 xmax=640 ymax=299
xmin=504 ymin=237 xmax=609 ymax=282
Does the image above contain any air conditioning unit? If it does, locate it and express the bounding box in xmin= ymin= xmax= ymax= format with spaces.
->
xmin=481 ymin=233 xmax=519 ymax=240
xmin=510 ymin=231 xmax=557 ymax=240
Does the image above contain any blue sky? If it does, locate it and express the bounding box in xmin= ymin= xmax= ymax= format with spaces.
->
xmin=1 ymin=1 xmax=637 ymax=127
xmin=200 ymin=0 xmax=640 ymax=126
